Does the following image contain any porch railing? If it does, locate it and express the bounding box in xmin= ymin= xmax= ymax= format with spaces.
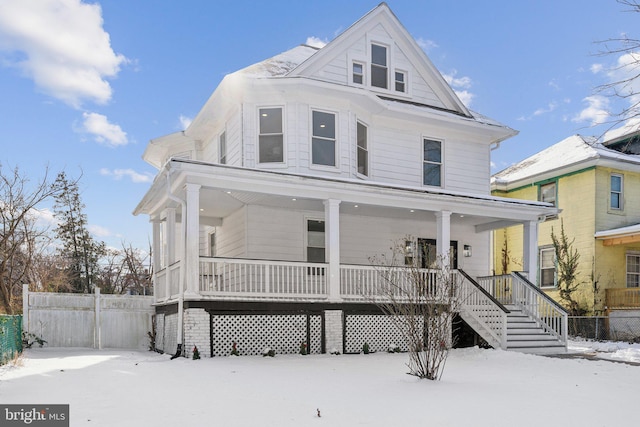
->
xmin=477 ymin=272 xmax=568 ymax=344
xmin=199 ymin=257 xmax=327 ymax=300
xmin=154 ymin=261 xmax=181 ymax=302
xmin=606 ymin=288 xmax=640 ymax=309
xmin=340 ymin=264 xmax=438 ymax=301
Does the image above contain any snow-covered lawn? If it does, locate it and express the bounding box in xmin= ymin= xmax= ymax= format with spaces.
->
xmin=1 ymin=341 xmax=639 ymax=427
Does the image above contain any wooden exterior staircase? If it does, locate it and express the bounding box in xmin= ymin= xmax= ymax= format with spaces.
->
xmin=459 ymin=271 xmax=568 ymax=355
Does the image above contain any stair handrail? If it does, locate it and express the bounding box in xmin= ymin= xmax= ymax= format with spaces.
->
xmin=458 ymin=270 xmax=510 ymax=314
xmin=511 ymin=272 xmax=568 ymax=345
xmin=457 ymin=270 xmax=510 ymax=350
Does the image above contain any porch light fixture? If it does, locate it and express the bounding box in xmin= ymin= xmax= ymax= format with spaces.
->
xmin=354 ymin=204 xmax=359 ymax=208
xmin=292 ymin=198 xmax=297 ymax=201
xmin=409 ymin=209 xmax=415 ymax=213
xmin=463 ymin=245 xmax=472 ymax=257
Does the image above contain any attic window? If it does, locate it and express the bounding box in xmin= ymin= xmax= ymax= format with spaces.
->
xmin=353 ymin=62 xmax=364 ymax=84
xmin=371 ymin=44 xmax=388 ymax=89
xmin=395 ymin=71 xmax=406 ymax=92
xmin=219 ymin=131 xmax=226 ymax=165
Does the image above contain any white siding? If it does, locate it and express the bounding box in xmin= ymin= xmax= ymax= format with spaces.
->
xmin=238 ymin=206 xmax=491 ymax=278
xmin=217 ymin=206 xmax=247 ymax=257
xmin=246 ymin=205 xmax=305 ymax=261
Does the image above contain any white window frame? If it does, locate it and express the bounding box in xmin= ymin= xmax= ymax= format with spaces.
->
xmin=610 ymin=173 xmax=623 ymax=211
xmin=422 ymin=137 xmax=443 ymax=187
xmin=219 ymin=131 xmax=226 ymax=165
xmin=209 ymin=231 xmax=217 ymax=257
xmin=258 ymin=106 xmax=285 ymax=165
xmin=310 ymin=109 xmax=338 ymax=170
xmin=370 ymin=43 xmax=389 ymax=90
xmin=539 ymin=246 xmax=556 ymax=288
xmin=394 ymin=70 xmax=407 ymax=93
xmin=356 ymin=120 xmax=368 ymax=177
xmin=352 ymin=61 xmax=364 ymax=85
xmin=305 ymin=218 xmax=326 ymax=263
xmin=626 ymin=252 xmax=640 ymax=288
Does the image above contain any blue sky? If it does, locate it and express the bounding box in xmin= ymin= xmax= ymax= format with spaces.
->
xmin=1 ymin=0 xmax=638 ymax=251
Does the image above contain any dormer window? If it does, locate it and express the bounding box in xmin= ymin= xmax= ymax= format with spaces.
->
xmin=371 ymin=44 xmax=388 ymax=89
xmin=352 ymin=62 xmax=364 ymax=84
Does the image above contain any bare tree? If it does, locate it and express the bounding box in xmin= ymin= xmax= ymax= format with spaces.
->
xmin=95 ymin=242 xmax=152 ymax=295
xmin=594 ymin=1 xmax=640 ymax=130
xmin=369 ymin=238 xmax=461 ymax=380
xmin=0 ymin=165 xmax=62 ymax=313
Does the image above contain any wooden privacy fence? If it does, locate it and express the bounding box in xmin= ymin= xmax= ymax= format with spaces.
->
xmin=22 ymin=285 xmax=154 ymax=350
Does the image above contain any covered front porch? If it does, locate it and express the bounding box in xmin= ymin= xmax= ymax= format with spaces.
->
xmin=138 ymin=159 xmax=557 ymax=305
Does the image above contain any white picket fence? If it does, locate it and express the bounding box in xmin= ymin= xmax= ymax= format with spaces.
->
xmin=22 ymin=285 xmax=154 ymax=350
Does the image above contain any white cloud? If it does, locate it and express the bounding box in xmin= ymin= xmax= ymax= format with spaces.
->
xmin=416 ymin=38 xmax=438 ymax=52
xmin=572 ymin=95 xmax=610 ymax=126
xmin=443 ymin=70 xmax=474 ymax=106
xmin=179 ymin=115 xmax=192 ymax=130
xmin=454 ymin=90 xmax=474 ymax=107
xmin=305 ymin=36 xmax=327 ymax=49
xmin=81 ymin=112 xmax=128 ymax=147
xmin=100 ymin=168 xmax=153 ymax=183
xmin=87 ymin=224 xmax=110 ymax=238
xmin=590 ymin=63 xmax=604 ymax=74
xmin=0 ymin=0 xmax=127 ymax=107
xmin=533 ymin=102 xmax=558 ymax=116
xmin=31 ymin=207 xmax=59 ymax=228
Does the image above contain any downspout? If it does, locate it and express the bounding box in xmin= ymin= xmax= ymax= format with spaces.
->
xmin=166 ymin=166 xmax=187 ymax=359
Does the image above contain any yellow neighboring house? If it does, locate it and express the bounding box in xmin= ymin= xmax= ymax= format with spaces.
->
xmin=492 ymin=133 xmax=640 ymax=315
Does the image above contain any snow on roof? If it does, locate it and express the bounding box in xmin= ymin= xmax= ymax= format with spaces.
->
xmin=235 ymin=44 xmax=319 ymax=77
xmin=492 ymin=134 xmax=640 ymax=185
xmin=595 ymin=223 xmax=640 ymax=239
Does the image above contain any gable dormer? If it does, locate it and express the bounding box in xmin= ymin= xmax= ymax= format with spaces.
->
xmin=290 ymin=3 xmax=470 ymax=117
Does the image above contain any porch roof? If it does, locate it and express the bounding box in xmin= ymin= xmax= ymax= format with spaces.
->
xmin=595 ymin=223 xmax=640 ymax=246
xmin=134 ymin=159 xmax=558 ymax=231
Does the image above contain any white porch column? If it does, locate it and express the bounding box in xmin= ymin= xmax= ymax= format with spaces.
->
xmin=435 ymin=210 xmax=452 ymax=267
xmin=165 ymin=208 xmax=176 ymax=265
xmin=324 ymin=199 xmax=341 ymax=302
xmin=151 ymin=219 xmax=162 ymax=300
xmin=523 ymin=220 xmax=538 ymax=283
xmin=184 ymin=183 xmax=201 ymax=297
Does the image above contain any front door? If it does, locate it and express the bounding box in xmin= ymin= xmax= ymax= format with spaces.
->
xmin=416 ymin=238 xmax=458 ymax=269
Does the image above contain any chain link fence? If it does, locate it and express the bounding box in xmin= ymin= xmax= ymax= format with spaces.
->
xmin=568 ymin=315 xmax=640 ymax=342
xmin=0 ymin=315 xmax=23 ymax=364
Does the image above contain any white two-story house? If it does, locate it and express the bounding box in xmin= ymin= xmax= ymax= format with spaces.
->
xmin=134 ymin=3 xmax=564 ymax=358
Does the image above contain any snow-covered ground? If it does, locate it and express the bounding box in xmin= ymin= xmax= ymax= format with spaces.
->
xmin=1 ymin=341 xmax=639 ymax=427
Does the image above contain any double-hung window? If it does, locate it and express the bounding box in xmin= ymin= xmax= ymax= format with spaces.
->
xmin=423 ymin=138 xmax=442 ymax=187
xmin=219 ymin=131 xmax=226 ymax=164
xmin=539 ymin=247 xmax=556 ymax=288
xmin=395 ymin=71 xmax=406 ymax=92
xmin=611 ymin=174 xmax=623 ymax=210
xmin=258 ymin=108 xmax=283 ymax=163
xmin=371 ymin=44 xmax=388 ymax=89
xmin=357 ymin=121 xmax=368 ymax=176
xmin=627 ymin=253 xmax=640 ymax=287
xmin=352 ymin=62 xmax=364 ymax=84
xmin=312 ymin=110 xmax=336 ymax=167
xmin=539 ymin=182 xmax=557 ymax=206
